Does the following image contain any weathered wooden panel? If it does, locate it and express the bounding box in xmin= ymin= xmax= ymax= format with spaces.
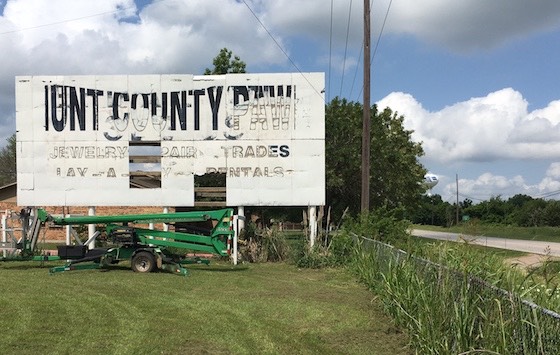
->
xmin=16 ymin=73 xmax=325 ymax=207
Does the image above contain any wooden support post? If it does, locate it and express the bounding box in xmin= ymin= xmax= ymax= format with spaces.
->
xmin=87 ymin=207 xmax=96 ymax=250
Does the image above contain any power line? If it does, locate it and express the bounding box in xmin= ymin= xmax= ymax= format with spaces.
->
xmin=339 ymin=0 xmax=354 ymax=98
xmin=458 ymin=192 xmax=486 ymax=202
xmin=0 ymin=7 xmax=134 ymax=35
xmin=534 ymin=189 xmax=560 ymax=199
xmin=356 ymin=0 xmax=393 ymax=101
xmin=4 ymin=1 xmax=325 ymax=102
xmin=373 ymin=0 xmax=393 ymax=63
xmin=241 ymin=0 xmax=325 ymax=101
xmin=0 ymin=0 xmax=180 ymax=36
xmin=348 ymin=38 xmax=363 ymax=99
xmin=328 ymin=0 xmax=334 ymax=102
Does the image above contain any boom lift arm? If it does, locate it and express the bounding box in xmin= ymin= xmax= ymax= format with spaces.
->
xmin=3 ymin=207 xmax=235 ymax=276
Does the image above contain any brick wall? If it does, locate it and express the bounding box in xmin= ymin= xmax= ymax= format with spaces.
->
xmin=0 ymin=202 xmax=177 ymax=241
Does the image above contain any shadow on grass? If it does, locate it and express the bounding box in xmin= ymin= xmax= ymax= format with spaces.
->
xmin=0 ymin=261 xmax=126 ymax=272
xmin=0 ymin=261 xmax=250 ymax=277
xmin=188 ymin=264 xmax=250 ymax=272
xmin=0 ymin=262 xmax=57 ymax=270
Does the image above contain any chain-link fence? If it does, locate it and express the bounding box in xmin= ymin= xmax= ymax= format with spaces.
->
xmin=354 ymin=234 xmax=560 ymax=354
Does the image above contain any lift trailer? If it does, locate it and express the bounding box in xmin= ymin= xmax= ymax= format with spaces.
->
xmin=0 ymin=207 xmax=235 ymax=275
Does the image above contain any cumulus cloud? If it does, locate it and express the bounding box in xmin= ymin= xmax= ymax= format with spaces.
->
xmin=377 ymin=89 xmax=560 ymax=163
xmin=0 ymin=0 xmax=288 ymax=141
xmin=260 ymin=0 xmax=560 ymax=52
xmin=445 ymin=173 xmax=528 ymax=201
xmin=2 ymin=0 xmax=284 ymax=72
xmin=1 ymin=0 xmax=560 ymax=201
xmin=384 ymin=0 xmax=560 ymax=52
xmin=535 ymin=163 xmax=560 ymax=194
xmin=1 ymin=0 xmax=559 ymax=133
xmin=439 ymin=165 xmax=560 ymax=203
xmin=544 ymin=163 xmax=560 ymax=179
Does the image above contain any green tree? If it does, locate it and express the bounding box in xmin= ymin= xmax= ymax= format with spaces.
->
xmin=0 ymin=134 xmax=16 ymax=186
xmin=326 ymin=97 xmax=426 ymax=218
xmin=371 ymin=107 xmax=426 ymax=210
xmin=507 ymin=194 xmax=534 ymax=209
xmin=411 ymin=194 xmax=452 ymax=227
xmin=511 ymin=198 xmax=547 ymax=227
xmin=204 ymin=48 xmax=246 ymax=75
xmin=543 ymin=200 xmax=560 ymax=227
xmin=325 ymin=98 xmax=362 ymax=216
xmin=463 ymin=196 xmax=511 ymax=224
xmin=460 ymin=198 xmax=473 ymax=209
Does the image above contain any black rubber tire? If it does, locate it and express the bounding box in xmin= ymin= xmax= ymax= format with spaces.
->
xmin=131 ymin=251 xmax=156 ymax=273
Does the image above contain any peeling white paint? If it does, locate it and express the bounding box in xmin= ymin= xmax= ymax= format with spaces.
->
xmin=16 ymin=73 xmax=325 ymax=207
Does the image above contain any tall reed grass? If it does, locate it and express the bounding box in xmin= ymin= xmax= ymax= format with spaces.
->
xmin=349 ymin=236 xmax=560 ymax=354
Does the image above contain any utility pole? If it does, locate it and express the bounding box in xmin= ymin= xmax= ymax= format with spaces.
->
xmin=361 ymin=0 xmax=371 ymax=213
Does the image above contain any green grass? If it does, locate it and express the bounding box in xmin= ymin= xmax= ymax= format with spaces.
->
xmin=351 ymin=237 xmax=560 ymax=354
xmin=413 ymin=223 xmax=560 ymax=243
xmin=0 ymin=260 xmax=411 ymax=355
xmin=403 ymin=234 xmax=527 ymax=259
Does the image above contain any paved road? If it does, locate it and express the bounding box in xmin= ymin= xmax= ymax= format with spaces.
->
xmin=412 ymin=229 xmax=560 ymax=257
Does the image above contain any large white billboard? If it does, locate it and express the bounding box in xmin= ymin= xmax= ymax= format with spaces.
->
xmin=16 ymin=73 xmax=325 ymax=207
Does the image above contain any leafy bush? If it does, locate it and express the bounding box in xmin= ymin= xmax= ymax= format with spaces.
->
xmin=294 ymin=233 xmax=354 ymax=268
xmin=295 ymin=206 xmax=410 ymax=269
xmin=341 ymin=206 xmax=410 ymax=244
xmin=294 ymin=245 xmax=332 ymax=269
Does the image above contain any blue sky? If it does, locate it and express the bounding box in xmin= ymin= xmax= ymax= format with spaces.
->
xmin=2 ymin=0 xmax=560 ymax=203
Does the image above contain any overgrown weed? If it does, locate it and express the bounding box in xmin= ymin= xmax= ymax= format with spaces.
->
xmin=237 ymin=221 xmax=289 ymax=262
xmin=344 ymin=208 xmax=560 ymax=354
xmin=293 ymin=232 xmax=354 ymax=268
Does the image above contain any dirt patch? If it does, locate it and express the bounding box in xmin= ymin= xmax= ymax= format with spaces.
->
xmin=507 ymin=253 xmax=558 ymax=271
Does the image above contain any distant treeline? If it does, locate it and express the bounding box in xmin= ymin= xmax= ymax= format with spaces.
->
xmin=411 ymin=194 xmax=560 ymax=227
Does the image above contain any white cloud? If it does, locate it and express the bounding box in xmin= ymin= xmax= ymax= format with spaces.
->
xmin=377 ymin=88 xmax=560 ymax=163
xmin=535 ymin=163 xmax=560 ymax=196
xmin=3 ymin=0 xmax=136 ymax=49
xmin=448 ymin=173 xmax=529 ymax=201
xmin=437 ymin=164 xmax=560 ymax=203
xmin=1 ymin=0 xmax=284 ymax=73
xmin=1 ymin=0 xmax=559 ymax=132
xmin=258 ymin=0 xmax=560 ymax=52
xmin=527 ymin=100 xmax=560 ymax=125
xmin=507 ymin=117 xmax=560 ymax=144
xmin=435 ymin=173 xmax=513 ymax=202
xmin=2 ymin=0 xmax=560 ymax=202
xmin=384 ymin=0 xmax=560 ymax=51
xmin=545 ymin=163 xmax=560 ymax=179
xmin=0 ymin=0 xmax=289 ymax=138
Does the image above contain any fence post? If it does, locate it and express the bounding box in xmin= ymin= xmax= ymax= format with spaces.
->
xmin=2 ymin=211 xmax=6 ymax=258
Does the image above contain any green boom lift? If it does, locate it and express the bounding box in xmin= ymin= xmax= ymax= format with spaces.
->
xmin=0 ymin=207 xmax=235 ymax=275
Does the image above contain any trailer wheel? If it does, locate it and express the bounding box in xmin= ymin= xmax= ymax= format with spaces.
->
xmin=131 ymin=251 xmax=156 ymax=273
